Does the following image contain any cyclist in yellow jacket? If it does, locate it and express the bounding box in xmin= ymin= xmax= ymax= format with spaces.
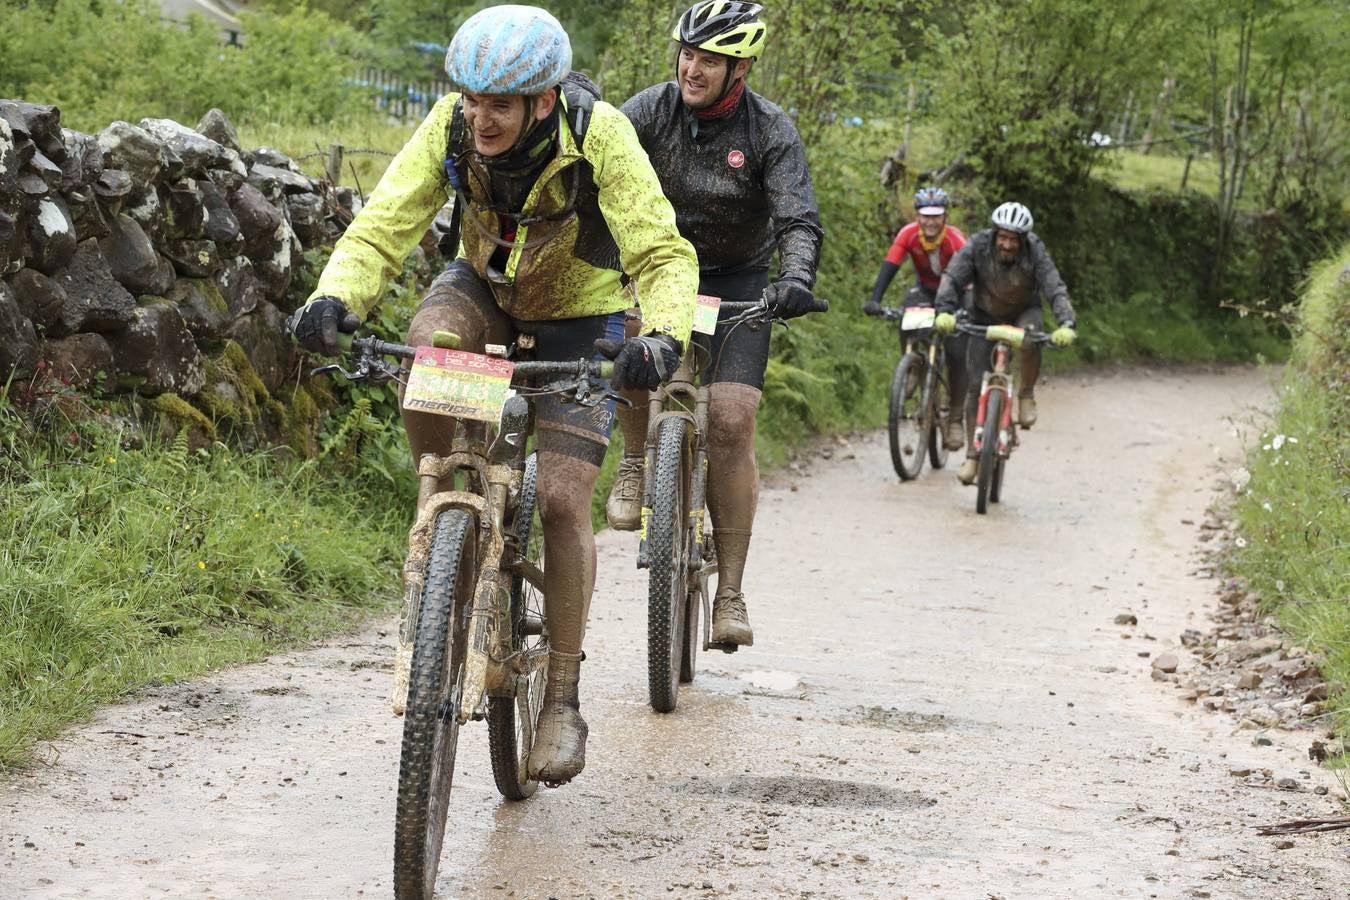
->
xmin=290 ymin=5 xmax=698 ymax=784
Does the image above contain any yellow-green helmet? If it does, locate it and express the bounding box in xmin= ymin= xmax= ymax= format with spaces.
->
xmin=672 ymin=1 xmax=767 ymax=59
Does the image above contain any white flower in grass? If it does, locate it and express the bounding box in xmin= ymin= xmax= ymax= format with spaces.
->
xmin=1262 ymin=501 xmax=1273 ymax=512
xmin=1235 ymin=537 xmax=1248 ymax=548
xmin=1272 ymin=433 xmax=1286 ymax=450
xmin=1276 ymin=579 xmax=1285 ymax=592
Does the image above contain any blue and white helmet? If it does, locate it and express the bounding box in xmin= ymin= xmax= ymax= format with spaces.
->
xmin=445 ymin=5 xmax=572 ymax=95
xmin=991 ymin=201 xmax=1033 ymax=234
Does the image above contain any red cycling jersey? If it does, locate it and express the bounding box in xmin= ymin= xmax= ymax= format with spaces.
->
xmin=884 ymin=222 xmax=967 ymax=291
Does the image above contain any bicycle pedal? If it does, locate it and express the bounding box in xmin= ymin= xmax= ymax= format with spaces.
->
xmin=707 ymin=641 xmax=740 ymax=654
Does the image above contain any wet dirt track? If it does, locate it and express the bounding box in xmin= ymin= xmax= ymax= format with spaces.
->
xmin=4 ymin=366 xmax=1349 ymax=899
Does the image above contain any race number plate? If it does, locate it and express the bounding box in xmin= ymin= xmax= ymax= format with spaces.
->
xmin=985 ymin=324 xmax=1026 ymax=347
xmin=901 ymin=307 xmax=937 ymax=331
xmin=692 ymin=294 xmax=722 ymax=335
xmin=402 ymin=347 xmax=514 ymax=422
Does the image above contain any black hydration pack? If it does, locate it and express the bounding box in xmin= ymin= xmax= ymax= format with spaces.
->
xmin=439 ymin=73 xmax=601 ymax=259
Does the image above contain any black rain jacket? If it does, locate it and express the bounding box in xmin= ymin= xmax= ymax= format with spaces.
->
xmin=620 ymin=82 xmax=823 ymax=292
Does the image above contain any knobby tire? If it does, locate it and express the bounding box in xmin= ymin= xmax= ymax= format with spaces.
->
xmin=487 ymin=452 xmax=544 ymax=801
xmin=647 ymin=417 xmax=693 ymax=713
xmin=926 ymin=358 xmax=951 ymax=470
xmin=976 ymin=390 xmax=1003 ymax=515
xmin=888 ymin=354 xmax=927 ymax=481
xmin=393 ymin=509 xmax=478 ymax=900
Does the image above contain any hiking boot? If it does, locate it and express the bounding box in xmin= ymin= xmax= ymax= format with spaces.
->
xmin=604 ymin=456 xmax=643 ymax=531
xmin=527 ymin=651 xmax=587 ymax=785
xmin=1018 ymin=393 xmax=1037 ymax=429
xmin=711 ymin=588 xmax=754 ymax=646
xmin=958 ymin=457 xmax=978 ymax=485
xmin=943 ymin=416 xmax=965 ymax=451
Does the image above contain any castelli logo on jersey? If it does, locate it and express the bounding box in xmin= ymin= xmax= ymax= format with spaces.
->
xmin=727 ymin=150 xmax=745 ymax=169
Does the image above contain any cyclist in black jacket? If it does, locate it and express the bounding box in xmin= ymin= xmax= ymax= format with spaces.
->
xmin=607 ymin=0 xmax=824 ymax=648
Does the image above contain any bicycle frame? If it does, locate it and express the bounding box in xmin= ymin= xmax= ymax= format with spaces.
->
xmin=973 ymin=342 xmax=1016 ymax=459
xmin=399 ymin=409 xmax=537 ymax=727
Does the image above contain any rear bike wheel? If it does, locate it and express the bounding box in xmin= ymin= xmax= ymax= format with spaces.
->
xmin=647 ymin=416 xmax=693 ymax=713
xmin=487 ymin=452 xmax=544 ymax=801
xmin=925 ymin=357 xmax=951 ymax=471
xmin=976 ymin=390 xmax=1003 ymax=515
xmin=888 ymin=354 xmax=927 ymax=480
xmin=394 ymin=509 xmax=478 ymax=900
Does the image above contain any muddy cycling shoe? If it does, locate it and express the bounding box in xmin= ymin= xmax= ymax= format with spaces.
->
xmin=711 ymin=588 xmax=754 ymax=647
xmin=1018 ymin=393 xmax=1037 ymax=429
xmin=958 ymin=457 xmax=978 ymax=485
xmin=527 ymin=651 xmax=588 ymax=785
xmin=604 ymin=456 xmax=644 ymax=531
xmin=943 ymin=417 xmax=965 ymax=451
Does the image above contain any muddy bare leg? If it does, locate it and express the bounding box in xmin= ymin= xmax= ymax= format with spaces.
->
xmin=528 ymin=452 xmax=600 ymax=783
xmin=706 ymin=382 xmax=760 ymax=645
xmin=606 ymin=315 xmax=648 ymax=529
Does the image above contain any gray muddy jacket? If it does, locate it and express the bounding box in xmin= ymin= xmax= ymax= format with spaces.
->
xmin=620 ymin=82 xmax=823 ymax=289
xmin=936 ymin=229 xmax=1076 ymax=326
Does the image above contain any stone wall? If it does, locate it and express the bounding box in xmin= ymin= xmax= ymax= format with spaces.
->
xmin=0 ymin=100 xmax=366 ymax=445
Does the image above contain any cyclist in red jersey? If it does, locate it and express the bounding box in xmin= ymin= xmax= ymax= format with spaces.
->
xmin=865 ymin=186 xmax=970 ymax=450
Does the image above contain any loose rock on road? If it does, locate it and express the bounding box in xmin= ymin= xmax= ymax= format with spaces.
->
xmin=3 ymin=366 xmax=1347 ymax=898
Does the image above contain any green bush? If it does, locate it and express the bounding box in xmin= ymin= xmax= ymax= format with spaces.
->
xmin=0 ymin=0 xmax=377 ymax=131
xmin=0 ymin=387 xmax=406 ymax=768
xmin=1231 ymin=246 xmax=1350 ymax=738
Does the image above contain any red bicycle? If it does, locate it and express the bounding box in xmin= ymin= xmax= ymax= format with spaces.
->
xmin=957 ymin=321 xmax=1054 ymax=514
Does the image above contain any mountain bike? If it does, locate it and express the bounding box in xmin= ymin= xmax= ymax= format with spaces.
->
xmin=868 ymin=304 xmax=952 ymax=480
xmin=312 ymin=332 xmax=613 ymax=900
xmin=956 ymin=320 xmax=1053 ymax=515
xmin=637 ymin=296 xmax=829 ymax=713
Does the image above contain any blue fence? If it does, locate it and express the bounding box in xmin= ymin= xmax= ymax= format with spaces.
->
xmin=353 ymin=68 xmax=453 ymax=122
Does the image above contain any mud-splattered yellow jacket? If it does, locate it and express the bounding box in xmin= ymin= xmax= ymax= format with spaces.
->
xmin=309 ymin=92 xmax=697 ymax=347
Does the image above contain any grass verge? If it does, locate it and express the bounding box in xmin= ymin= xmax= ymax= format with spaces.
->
xmin=1229 ymin=245 xmax=1350 ymax=740
xmin=0 ymin=406 xmax=405 ymax=769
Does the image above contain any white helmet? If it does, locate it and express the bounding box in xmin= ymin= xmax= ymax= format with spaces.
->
xmin=991 ymin=201 xmax=1033 ymax=234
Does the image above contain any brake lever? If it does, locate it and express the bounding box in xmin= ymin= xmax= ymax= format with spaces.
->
xmin=310 ymin=362 xmax=357 ymax=379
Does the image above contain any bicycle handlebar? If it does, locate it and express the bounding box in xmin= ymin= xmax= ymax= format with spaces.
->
xmin=318 ymin=334 xmax=615 ymax=384
xmin=956 ymin=322 xmax=1055 ymax=346
xmin=717 ymin=297 xmax=830 ymax=315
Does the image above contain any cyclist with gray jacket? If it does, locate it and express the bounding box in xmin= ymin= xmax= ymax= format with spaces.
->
xmin=934 ymin=202 xmax=1078 ymax=484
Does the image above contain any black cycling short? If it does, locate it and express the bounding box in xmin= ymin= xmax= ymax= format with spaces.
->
xmin=689 ymin=270 xmax=772 ymax=390
xmin=415 ymin=261 xmax=624 ymax=466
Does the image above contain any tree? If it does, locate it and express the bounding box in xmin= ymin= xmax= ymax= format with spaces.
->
xmin=932 ymin=0 xmax=1180 ymax=199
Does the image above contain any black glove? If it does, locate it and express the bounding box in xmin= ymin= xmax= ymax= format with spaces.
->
xmin=291 ymin=296 xmax=357 ymax=357
xmin=863 ymin=299 xmax=882 ymax=317
xmin=763 ymin=277 xmax=816 ymax=320
xmin=593 ymin=334 xmax=681 ymax=391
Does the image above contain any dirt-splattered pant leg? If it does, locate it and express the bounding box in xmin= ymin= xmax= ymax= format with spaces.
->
xmin=400 ymin=262 xmax=514 ymax=485
xmin=963 ymin=304 xmax=1044 ymax=456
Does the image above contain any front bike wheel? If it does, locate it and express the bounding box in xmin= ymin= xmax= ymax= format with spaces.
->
xmin=926 ymin=362 xmax=952 ymax=471
xmin=647 ymin=416 xmax=693 ymax=713
xmin=888 ymin=354 xmax=927 ymax=481
xmin=976 ymin=390 xmax=1003 ymax=515
xmin=990 ymin=456 xmax=1006 ymax=504
xmin=487 ymin=452 xmax=544 ymax=801
xmin=394 ymin=508 xmax=477 ymax=900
